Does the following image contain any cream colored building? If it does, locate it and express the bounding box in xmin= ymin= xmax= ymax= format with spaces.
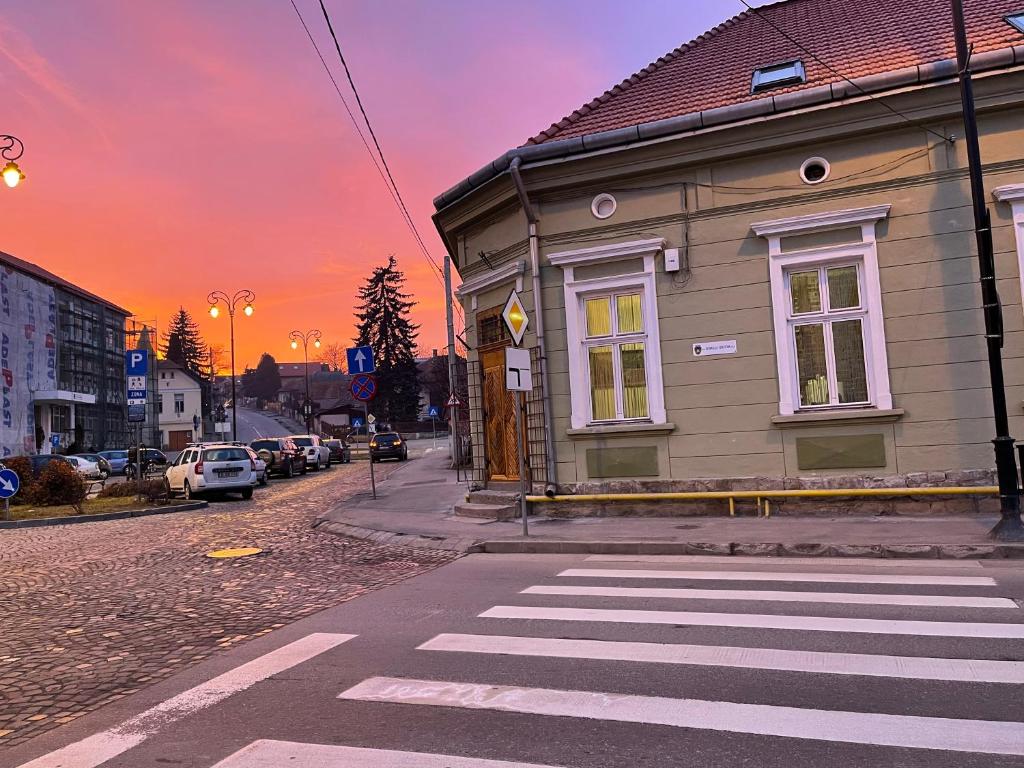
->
xmin=157 ymin=362 xmax=203 ymax=451
xmin=432 ymin=0 xmax=1024 ymax=511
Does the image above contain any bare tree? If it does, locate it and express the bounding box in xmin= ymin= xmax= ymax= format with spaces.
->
xmin=316 ymin=342 xmax=346 ymax=372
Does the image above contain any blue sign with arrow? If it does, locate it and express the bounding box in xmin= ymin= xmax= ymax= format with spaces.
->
xmin=346 ymin=345 xmax=376 ymax=375
xmin=0 ymin=467 xmax=20 ymax=499
xmin=427 ymin=405 xmax=440 ymax=418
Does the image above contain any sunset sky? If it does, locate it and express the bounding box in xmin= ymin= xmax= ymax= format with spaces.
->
xmin=0 ymin=0 xmax=736 ymax=369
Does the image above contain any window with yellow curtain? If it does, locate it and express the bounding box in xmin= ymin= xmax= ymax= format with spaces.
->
xmin=787 ymin=263 xmax=869 ymax=409
xmin=583 ymin=292 xmax=649 ymax=422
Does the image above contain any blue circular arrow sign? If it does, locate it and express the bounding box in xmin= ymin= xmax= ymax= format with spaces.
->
xmin=0 ymin=467 xmax=20 ymax=499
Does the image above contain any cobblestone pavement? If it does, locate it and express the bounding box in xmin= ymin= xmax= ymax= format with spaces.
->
xmin=0 ymin=460 xmax=457 ymax=750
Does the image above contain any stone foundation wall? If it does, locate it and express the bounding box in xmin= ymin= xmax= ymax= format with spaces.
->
xmin=540 ymin=469 xmax=1000 ymax=517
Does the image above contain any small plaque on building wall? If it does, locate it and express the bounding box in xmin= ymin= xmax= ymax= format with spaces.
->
xmin=692 ymin=340 xmax=737 ymax=357
xmin=796 ymin=434 xmax=887 ymax=470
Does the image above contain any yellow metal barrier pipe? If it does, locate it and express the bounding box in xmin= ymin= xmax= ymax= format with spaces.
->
xmin=526 ymin=486 xmax=998 ymax=504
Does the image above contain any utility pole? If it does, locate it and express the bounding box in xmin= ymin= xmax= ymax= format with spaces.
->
xmin=952 ymin=0 xmax=1023 ymax=540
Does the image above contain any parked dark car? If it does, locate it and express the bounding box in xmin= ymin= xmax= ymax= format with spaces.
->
xmin=73 ymin=453 xmax=112 ymax=479
xmin=250 ymin=437 xmax=307 ymax=478
xmin=125 ymin=448 xmax=168 ymax=478
xmin=369 ymin=432 xmax=408 ymax=462
xmin=324 ymin=438 xmax=351 ymax=464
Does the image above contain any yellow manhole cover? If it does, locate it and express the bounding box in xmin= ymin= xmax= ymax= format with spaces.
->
xmin=206 ymin=547 xmax=263 ymax=559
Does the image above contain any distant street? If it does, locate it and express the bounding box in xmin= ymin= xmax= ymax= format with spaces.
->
xmin=230 ymin=407 xmax=299 ymax=443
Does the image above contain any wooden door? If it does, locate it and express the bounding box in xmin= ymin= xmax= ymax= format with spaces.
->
xmin=169 ymin=430 xmax=191 ymax=451
xmin=480 ymin=346 xmax=520 ymax=481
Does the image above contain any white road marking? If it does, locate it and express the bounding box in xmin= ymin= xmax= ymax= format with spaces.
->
xmin=17 ymin=633 xmax=355 ymax=768
xmin=558 ymin=568 xmax=996 ymax=586
xmin=523 ymin=584 xmax=1017 ymax=609
xmin=212 ymin=740 xmax=565 ymax=767
xmin=480 ymin=605 xmax=1024 ymax=638
xmin=585 ymin=554 xmax=986 ymax=569
xmin=339 ymin=676 xmax=1024 ymax=756
xmin=419 ymin=633 xmax=1024 ymax=684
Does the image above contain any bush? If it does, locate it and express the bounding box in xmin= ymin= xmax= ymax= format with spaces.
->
xmin=29 ymin=461 xmax=87 ymax=512
xmin=2 ymin=456 xmax=36 ymax=503
xmin=98 ymin=479 xmax=167 ymax=502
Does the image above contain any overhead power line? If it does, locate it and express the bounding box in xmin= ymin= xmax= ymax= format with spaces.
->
xmin=289 ymin=0 xmax=463 ymax=321
xmin=738 ymin=0 xmax=954 ymax=145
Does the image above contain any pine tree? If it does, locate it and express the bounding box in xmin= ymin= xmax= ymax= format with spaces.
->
xmin=353 ymin=255 xmax=420 ymax=423
xmin=161 ymin=308 xmax=208 ymax=376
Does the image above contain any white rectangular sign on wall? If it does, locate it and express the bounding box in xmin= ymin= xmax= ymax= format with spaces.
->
xmin=692 ymin=339 xmax=737 ymax=357
xmin=505 ymin=347 xmax=532 ymax=391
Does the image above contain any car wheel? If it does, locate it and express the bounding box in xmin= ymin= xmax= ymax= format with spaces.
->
xmin=183 ymin=481 xmax=193 ymax=500
xmin=241 ymin=487 xmax=253 ymax=500
xmin=284 ymin=460 xmax=294 ymax=478
xmin=259 ymin=472 xmax=267 ymax=487
xmin=163 ymin=477 xmax=173 ymax=498
xmin=314 ymin=458 xmax=321 ymax=472
xmin=326 ymin=456 xmax=332 ymax=468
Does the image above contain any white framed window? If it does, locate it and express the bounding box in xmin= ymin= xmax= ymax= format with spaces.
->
xmin=994 ymin=184 xmax=1024 ymax=318
xmin=752 ymin=205 xmax=893 ymax=416
xmin=174 ymin=393 xmax=185 ymax=415
xmin=550 ymin=237 xmax=667 ymax=430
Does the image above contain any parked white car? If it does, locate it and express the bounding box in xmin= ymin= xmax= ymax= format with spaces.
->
xmin=290 ymin=435 xmax=332 ymax=471
xmin=163 ymin=443 xmax=257 ymax=500
xmin=245 ymin=446 xmax=268 ymax=486
xmin=65 ymin=455 xmax=102 ymax=481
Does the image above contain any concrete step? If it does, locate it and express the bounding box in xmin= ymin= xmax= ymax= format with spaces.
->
xmin=454 ymin=502 xmax=518 ymax=521
xmin=467 ymin=490 xmax=520 ymax=506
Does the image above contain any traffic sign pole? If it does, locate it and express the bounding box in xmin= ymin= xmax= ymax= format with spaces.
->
xmin=365 ymin=402 xmax=376 ymax=500
xmin=515 ymin=391 xmax=528 ymax=537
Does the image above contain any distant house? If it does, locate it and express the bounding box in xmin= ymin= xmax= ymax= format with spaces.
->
xmin=157 ymin=361 xmax=203 ymax=450
xmin=433 ymin=0 xmax=1024 ymax=501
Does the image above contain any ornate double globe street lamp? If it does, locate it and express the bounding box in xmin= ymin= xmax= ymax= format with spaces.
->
xmin=1 ymin=135 xmax=26 ymax=188
xmin=208 ymin=290 xmax=254 ymax=441
xmin=289 ymin=329 xmax=321 ymax=431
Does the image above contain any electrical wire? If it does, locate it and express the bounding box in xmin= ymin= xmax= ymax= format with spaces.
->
xmin=738 ymin=0 xmax=954 ymax=145
xmin=289 ymin=0 xmax=463 ymax=321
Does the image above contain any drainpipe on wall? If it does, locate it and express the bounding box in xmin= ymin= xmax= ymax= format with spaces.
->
xmin=509 ymin=157 xmax=557 ymax=498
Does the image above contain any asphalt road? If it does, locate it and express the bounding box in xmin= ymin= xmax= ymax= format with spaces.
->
xmin=9 ymin=553 xmax=1024 ymax=767
xmin=231 ymin=407 xmax=299 ymax=444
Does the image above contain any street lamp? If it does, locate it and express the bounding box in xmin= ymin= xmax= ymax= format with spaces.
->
xmin=208 ymin=289 xmax=255 ymax=442
xmin=288 ymin=329 xmax=321 ymax=431
xmin=1 ymin=135 xmax=25 ymax=188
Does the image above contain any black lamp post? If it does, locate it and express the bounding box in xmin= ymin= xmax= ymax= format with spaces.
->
xmin=0 ymin=135 xmax=25 ymax=188
xmin=208 ymin=290 xmax=255 ymax=442
xmin=289 ymin=329 xmax=322 ymax=431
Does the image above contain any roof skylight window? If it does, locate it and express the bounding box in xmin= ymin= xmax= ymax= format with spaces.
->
xmin=1007 ymin=12 xmax=1024 ymax=33
xmin=751 ymin=60 xmax=806 ymax=93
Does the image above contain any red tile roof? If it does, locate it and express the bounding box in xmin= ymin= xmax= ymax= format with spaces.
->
xmin=528 ymin=0 xmax=1024 ymax=145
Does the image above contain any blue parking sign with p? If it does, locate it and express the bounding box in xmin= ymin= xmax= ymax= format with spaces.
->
xmin=126 ymin=349 xmax=148 ymax=376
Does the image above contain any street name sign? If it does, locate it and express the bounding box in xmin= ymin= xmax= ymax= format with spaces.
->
xmin=0 ymin=467 xmax=20 ymax=499
xmin=692 ymin=339 xmax=737 ymax=357
xmin=505 ymin=347 xmax=532 ymax=391
xmin=350 ymin=374 xmax=377 ymax=402
xmin=501 ymin=290 xmax=529 ymax=346
xmin=346 ymin=346 xmax=376 ymax=374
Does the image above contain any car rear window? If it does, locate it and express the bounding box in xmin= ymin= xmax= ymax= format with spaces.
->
xmin=251 ymin=440 xmax=275 ymax=451
xmin=377 ymin=433 xmax=399 ymax=442
xmin=203 ymin=448 xmax=249 ymax=461
xmin=292 ymin=438 xmax=313 ymax=447
xmin=102 ymin=451 xmax=127 ymax=459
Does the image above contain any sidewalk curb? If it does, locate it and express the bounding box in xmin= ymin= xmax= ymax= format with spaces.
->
xmin=477 ymin=539 xmax=1024 ymax=559
xmin=314 ymin=518 xmax=481 ymax=554
xmin=0 ymin=501 xmax=210 ymax=530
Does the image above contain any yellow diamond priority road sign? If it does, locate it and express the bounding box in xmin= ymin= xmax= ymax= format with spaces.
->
xmin=501 ymin=289 xmax=529 ymax=346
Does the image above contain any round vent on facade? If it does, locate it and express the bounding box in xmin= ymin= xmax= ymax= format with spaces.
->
xmin=800 ymin=157 xmax=830 ymax=185
xmin=591 ymin=193 xmax=617 ymax=219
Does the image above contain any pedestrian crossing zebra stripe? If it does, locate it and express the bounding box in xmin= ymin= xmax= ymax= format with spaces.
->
xmin=522 ymin=584 xmax=1017 ymax=609
xmin=418 ymin=633 xmax=1024 ymax=683
xmin=211 ymin=740 xmax=565 ymax=768
xmin=558 ymin=568 xmax=996 ymax=586
xmin=479 ymin=605 xmax=1024 ymax=638
xmin=585 ymin=555 xmax=987 ymax=569
xmin=339 ymin=676 xmax=1024 ymax=756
